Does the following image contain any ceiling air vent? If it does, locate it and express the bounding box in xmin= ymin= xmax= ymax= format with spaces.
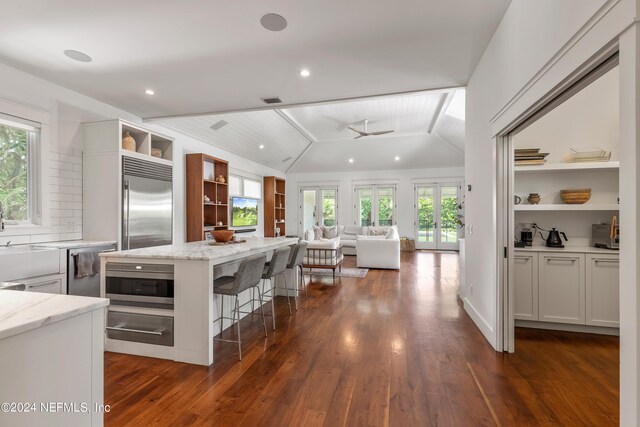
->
xmin=210 ymin=120 xmax=228 ymax=131
xmin=262 ymin=97 xmax=282 ymax=104
xmin=282 ymin=156 xmax=292 ymax=163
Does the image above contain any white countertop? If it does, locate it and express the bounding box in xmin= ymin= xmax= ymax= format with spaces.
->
xmin=35 ymin=240 xmax=117 ymax=249
xmin=515 ymin=245 xmax=619 ymax=254
xmin=101 ymin=236 xmax=298 ymax=262
xmin=0 ymin=291 xmax=109 ymax=340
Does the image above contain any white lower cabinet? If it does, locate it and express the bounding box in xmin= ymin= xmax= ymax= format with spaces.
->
xmin=514 ymin=252 xmax=538 ymax=320
xmin=586 ymin=254 xmax=620 ymax=327
xmin=22 ymin=274 xmax=64 ymax=294
xmin=538 ymin=252 xmax=585 ymax=324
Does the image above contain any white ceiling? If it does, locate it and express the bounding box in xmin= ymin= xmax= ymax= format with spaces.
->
xmin=0 ymin=0 xmax=509 ymax=118
xmin=156 ymin=90 xmax=465 ymax=173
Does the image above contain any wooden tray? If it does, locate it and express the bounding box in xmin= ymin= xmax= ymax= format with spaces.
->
xmin=208 ymin=239 xmax=247 ymax=246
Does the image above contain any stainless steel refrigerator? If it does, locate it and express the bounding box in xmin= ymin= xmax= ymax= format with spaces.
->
xmin=122 ymin=157 xmax=173 ymax=250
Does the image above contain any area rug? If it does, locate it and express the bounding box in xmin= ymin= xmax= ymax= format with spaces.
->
xmin=305 ymin=267 xmax=368 ymax=278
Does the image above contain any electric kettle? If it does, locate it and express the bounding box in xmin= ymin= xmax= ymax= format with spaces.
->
xmin=539 ymin=228 xmax=568 ymax=248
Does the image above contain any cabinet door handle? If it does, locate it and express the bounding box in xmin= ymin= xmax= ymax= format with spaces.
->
xmin=106 ymin=326 xmax=164 ymax=336
xmin=514 ymin=256 xmax=530 ymax=260
xmin=546 ymin=257 xmax=579 ymax=262
xmin=27 ymin=280 xmax=59 ymax=288
xmin=594 ymin=258 xmax=619 ymax=264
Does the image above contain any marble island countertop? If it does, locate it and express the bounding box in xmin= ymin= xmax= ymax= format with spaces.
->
xmin=0 ymin=291 xmax=109 ymax=340
xmin=101 ymin=236 xmax=299 ymax=262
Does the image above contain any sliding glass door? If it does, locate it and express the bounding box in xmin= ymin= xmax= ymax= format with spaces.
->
xmin=355 ymin=185 xmax=396 ymax=227
xmin=299 ymin=187 xmax=338 ymax=234
xmin=415 ymin=183 xmax=461 ymax=250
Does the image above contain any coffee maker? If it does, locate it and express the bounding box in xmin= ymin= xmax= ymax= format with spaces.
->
xmin=519 ymin=224 xmax=535 ymax=247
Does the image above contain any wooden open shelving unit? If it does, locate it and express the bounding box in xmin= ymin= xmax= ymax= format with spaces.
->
xmin=264 ymin=176 xmax=286 ymax=237
xmin=186 ymin=153 xmax=229 ymax=242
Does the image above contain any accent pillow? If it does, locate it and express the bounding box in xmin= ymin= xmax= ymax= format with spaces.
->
xmin=386 ymin=226 xmax=398 ymax=240
xmin=369 ymin=227 xmax=387 ymax=236
xmin=313 ymin=225 xmax=323 ymax=240
xmin=322 ymin=226 xmax=337 ymax=239
xmin=343 ymin=225 xmax=362 ymax=235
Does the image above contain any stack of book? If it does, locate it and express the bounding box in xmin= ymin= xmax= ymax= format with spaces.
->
xmin=515 ymin=148 xmax=549 ymax=166
xmin=564 ymin=147 xmax=612 ymax=163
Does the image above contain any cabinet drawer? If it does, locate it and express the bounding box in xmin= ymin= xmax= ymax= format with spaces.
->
xmin=23 ymin=275 xmax=64 ymax=294
xmin=107 ymin=311 xmax=174 ymax=347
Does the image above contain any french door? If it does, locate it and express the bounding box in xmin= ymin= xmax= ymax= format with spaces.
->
xmin=354 ymin=185 xmax=396 ymax=227
xmin=299 ymin=187 xmax=338 ymax=234
xmin=414 ymin=183 xmax=460 ymax=250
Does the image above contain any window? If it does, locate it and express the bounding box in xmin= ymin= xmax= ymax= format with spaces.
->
xmin=229 ymin=173 xmax=262 ymax=199
xmin=355 ymin=185 xmax=395 ymax=227
xmin=0 ymin=115 xmax=39 ymax=223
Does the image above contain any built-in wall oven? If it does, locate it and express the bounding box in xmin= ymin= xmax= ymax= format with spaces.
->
xmin=105 ymin=262 xmax=174 ymax=346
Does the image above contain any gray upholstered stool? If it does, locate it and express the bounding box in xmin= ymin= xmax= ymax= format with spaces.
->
xmin=286 ymin=241 xmax=308 ymax=300
xmin=213 ymin=253 xmax=267 ymax=360
xmin=260 ymin=246 xmax=292 ymax=330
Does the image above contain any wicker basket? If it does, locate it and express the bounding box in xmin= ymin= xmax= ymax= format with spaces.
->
xmin=560 ymin=188 xmax=591 ymax=204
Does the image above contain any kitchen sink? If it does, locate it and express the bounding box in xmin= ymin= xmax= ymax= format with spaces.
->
xmin=0 ymin=245 xmax=60 ymax=282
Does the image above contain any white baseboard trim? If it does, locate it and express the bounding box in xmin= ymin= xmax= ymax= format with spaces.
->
xmin=462 ymin=297 xmax=497 ymax=349
xmin=515 ymin=320 xmax=620 ymax=336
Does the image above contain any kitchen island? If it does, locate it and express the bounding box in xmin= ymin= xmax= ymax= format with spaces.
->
xmin=100 ymin=236 xmax=298 ymax=366
xmin=0 ymin=290 xmax=108 ymax=427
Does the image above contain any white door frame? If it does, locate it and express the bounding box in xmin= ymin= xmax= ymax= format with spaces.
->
xmin=414 ymin=182 xmax=462 ymax=250
xmin=353 ymin=184 xmax=397 ymax=227
xmin=298 ymin=186 xmax=339 ymax=236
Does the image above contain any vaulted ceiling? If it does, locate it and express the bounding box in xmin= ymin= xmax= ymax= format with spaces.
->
xmin=0 ymin=0 xmax=508 ymax=118
xmin=156 ymin=90 xmax=465 ymax=173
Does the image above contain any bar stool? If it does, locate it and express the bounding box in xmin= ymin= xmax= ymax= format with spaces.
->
xmin=213 ymin=253 xmax=267 ymax=360
xmin=286 ymin=241 xmax=308 ymax=300
xmin=261 ymin=246 xmax=292 ymax=330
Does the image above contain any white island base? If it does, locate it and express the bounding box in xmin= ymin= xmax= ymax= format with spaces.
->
xmin=100 ymin=237 xmax=299 ymax=366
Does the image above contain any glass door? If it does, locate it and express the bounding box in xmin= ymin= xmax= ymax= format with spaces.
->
xmin=299 ymin=187 xmax=339 ymax=235
xmin=414 ymin=183 xmax=460 ymax=250
xmin=355 ymin=185 xmax=396 ymax=227
xmin=415 ymin=185 xmax=436 ymax=249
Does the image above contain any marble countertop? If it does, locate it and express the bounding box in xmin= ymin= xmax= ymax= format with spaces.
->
xmin=515 ymin=245 xmax=619 ymax=254
xmin=101 ymin=236 xmax=299 ymax=262
xmin=35 ymin=240 xmax=117 ymax=249
xmin=0 ymin=291 xmax=109 ymax=340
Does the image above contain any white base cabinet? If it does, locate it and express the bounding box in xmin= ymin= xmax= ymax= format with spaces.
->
xmin=515 ymin=249 xmax=618 ymax=331
xmin=23 ymin=273 xmax=64 ymax=294
xmin=538 ymin=252 xmax=585 ymax=324
xmin=514 ymin=252 xmax=538 ymax=320
xmin=586 ymin=254 xmax=620 ymax=327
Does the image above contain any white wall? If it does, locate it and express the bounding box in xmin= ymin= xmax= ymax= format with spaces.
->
xmin=285 ymin=167 xmax=464 ymax=238
xmin=147 ymin=124 xmax=283 ymax=242
xmin=0 ymin=61 xmax=282 ymax=245
xmin=0 ymin=61 xmax=139 ymax=245
xmin=465 ymin=0 xmax=639 ymax=423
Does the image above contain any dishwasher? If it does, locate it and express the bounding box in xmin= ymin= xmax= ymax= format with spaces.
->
xmin=68 ymin=243 xmax=117 ymax=297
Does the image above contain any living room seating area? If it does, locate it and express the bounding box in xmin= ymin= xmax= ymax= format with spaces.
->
xmin=304 ymin=224 xmax=401 ymax=270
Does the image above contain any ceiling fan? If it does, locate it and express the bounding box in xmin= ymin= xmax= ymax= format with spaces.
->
xmin=348 ymin=119 xmax=394 ymax=139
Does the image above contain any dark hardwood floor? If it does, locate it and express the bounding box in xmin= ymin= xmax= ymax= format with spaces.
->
xmin=104 ymin=251 xmax=619 ymax=426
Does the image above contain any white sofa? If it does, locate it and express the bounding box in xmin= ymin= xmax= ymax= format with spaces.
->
xmin=304 ymin=225 xmax=401 ymax=270
xmin=356 ymin=226 xmax=401 ymax=270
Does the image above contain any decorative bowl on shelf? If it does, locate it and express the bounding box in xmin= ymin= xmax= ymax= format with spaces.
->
xmin=211 ymin=230 xmax=234 ymax=242
xmin=151 ymin=148 xmax=163 ymax=158
xmin=560 ymin=188 xmax=592 ymax=204
xmin=527 ymin=193 xmax=541 ymax=205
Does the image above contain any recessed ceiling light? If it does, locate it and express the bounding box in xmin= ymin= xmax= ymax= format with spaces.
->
xmin=300 ymin=69 xmax=310 ymax=77
xmin=260 ymin=13 xmax=288 ymax=31
xmin=348 ymin=158 xmax=354 ymax=163
xmin=63 ymin=49 xmax=92 ymax=63
xmin=259 ymin=144 xmax=265 ymax=149
xmin=394 ymin=156 xmax=400 ymax=161
xmin=144 ymin=89 xmax=155 ymax=95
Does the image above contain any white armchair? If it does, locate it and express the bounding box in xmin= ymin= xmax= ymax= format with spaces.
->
xmin=356 ymin=226 xmax=401 ymax=270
